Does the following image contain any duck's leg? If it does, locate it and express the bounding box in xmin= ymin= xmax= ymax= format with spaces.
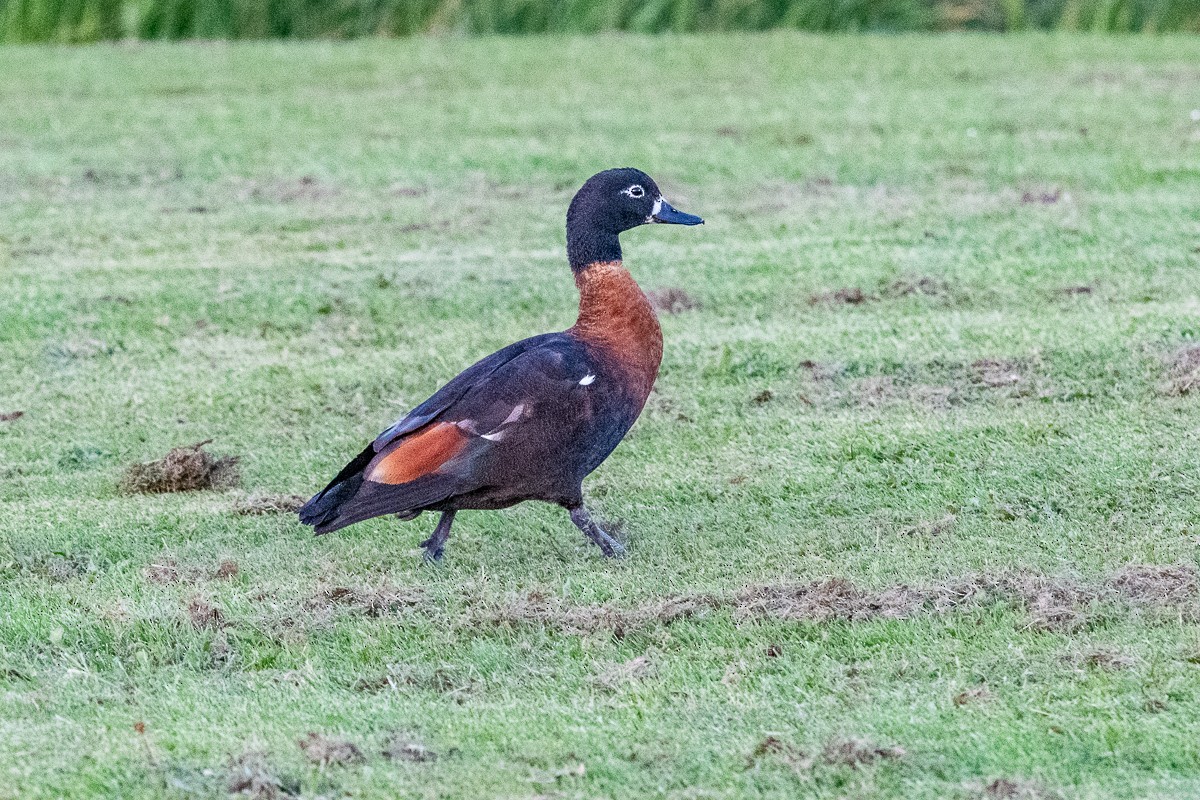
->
xmin=568 ymin=506 xmax=626 ymax=558
xmin=419 ymin=510 xmax=456 ymax=562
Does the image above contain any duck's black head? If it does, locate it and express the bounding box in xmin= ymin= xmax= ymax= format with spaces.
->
xmin=566 ymin=167 xmax=703 ymax=272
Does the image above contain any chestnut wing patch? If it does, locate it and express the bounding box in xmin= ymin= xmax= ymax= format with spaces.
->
xmin=365 ymin=339 xmax=599 ymax=487
xmin=367 ymin=422 xmax=470 ymax=485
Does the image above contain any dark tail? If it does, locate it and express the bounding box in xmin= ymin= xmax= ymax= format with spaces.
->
xmin=298 ymin=444 xmax=375 ymax=534
xmin=299 ymin=444 xmax=459 ymax=535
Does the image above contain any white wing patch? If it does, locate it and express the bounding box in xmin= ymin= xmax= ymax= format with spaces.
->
xmin=579 ymin=374 xmax=596 ymax=386
xmin=502 ymin=403 xmax=526 ymax=425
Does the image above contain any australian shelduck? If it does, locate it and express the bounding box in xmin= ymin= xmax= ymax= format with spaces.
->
xmin=299 ymin=168 xmax=703 ymax=560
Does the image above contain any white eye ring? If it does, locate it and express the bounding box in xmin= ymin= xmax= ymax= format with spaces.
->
xmin=623 ymin=185 xmax=645 ymax=199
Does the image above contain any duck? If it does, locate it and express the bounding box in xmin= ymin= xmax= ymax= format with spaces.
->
xmin=298 ymin=168 xmax=703 ymax=560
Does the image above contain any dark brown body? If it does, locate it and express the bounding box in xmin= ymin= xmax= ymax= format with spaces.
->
xmin=299 ymin=261 xmax=662 ymax=531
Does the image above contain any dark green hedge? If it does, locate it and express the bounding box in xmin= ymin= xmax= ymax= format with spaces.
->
xmin=2 ymin=0 xmax=1197 ymax=42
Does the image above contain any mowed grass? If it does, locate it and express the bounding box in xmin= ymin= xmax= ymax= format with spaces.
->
xmin=2 ymin=33 xmax=1200 ymax=799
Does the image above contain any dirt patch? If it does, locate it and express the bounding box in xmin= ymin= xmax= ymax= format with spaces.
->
xmin=297 ymin=733 xmax=363 ymax=766
xmin=227 ymin=751 xmax=293 ymax=799
xmin=752 ymin=389 xmax=774 ymax=405
xmin=232 ymin=492 xmax=307 ymax=516
xmin=186 ymin=596 xmax=224 ymax=630
xmin=304 ymin=585 xmax=423 ymax=618
xmin=594 ymin=653 xmax=654 ymax=691
xmin=1020 ymin=188 xmax=1062 ymax=205
xmin=810 ymin=287 xmax=870 ymax=306
xmin=484 ymin=590 xmax=720 ymax=635
xmin=646 ymin=287 xmax=701 ymax=314
xmin=853 ymin=376 xmax=898 ymax=407
xmin=145 ymin=559 xmax=181 ymax=585
xmin=1107 ymin=564 xmax=1197 ymax=605
xmin=972 ymin=359 xmax=1023 ymax=388
xmin=1058 ymin=285 xmax=1095 ymax=296
xmin=1160 ymin=345 xmax=1200 ymax=396
xmin=902 ymin=514 xmax=957 ymax=537
xmin=982 ymin=778 xmax=1062 ymax=799
xmin=477 ymin=565 xmax=1194 ymax=635
xmin=241 ymin=175 xmax=339 ymax=204
xmin=144 ymin=557 xmax=240 ymax=585
xmin=954 ymin=685 xmax=994 ymax=706
xmin=122 ymin=440 xmax=240 ymax=493
xmin=885 ymin=275 xmax=951 ymax=298
xmin=1076 ymin=647 xmax=1138 ymax=671
xmin=821 ymin=737 xmax=905 ymax=767
xmin=0 ymin=411 xmax=23 ymax=422
xmin=748 ymin=736 xmax=813 ymax=772
xmin=381 ymin=732 xmax=438 ymax=762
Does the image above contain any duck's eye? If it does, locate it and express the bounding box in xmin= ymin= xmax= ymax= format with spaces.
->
xmin=623 ymin=185 xmax=645 ymax=199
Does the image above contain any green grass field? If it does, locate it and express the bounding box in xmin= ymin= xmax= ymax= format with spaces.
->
xmin=3 ymin=33 xmax=1200 ymax=799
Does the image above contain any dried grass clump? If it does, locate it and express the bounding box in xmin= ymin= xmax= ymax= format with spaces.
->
xmin=646 ymin=287 xmax=701 ymax=314
xmin=810 ymin=287 xmax=869 ymax=306
xmin=748 ymin=736 xmax=813 ymax=772
xmin=304 ymin=585 xmax=424 ymax=618
xmin=122 ymin=440 xmax=240 ymax=493
xmin=1107 ymin=564 xmax=1197 ymax=606
xmin=973 ymin=358 xmax=1023 ymax=388
xmin=1077 ymin=647 xmax=1138 ymax=671
xmin=886 ymin=275 xmax=950 ymax=298
xmin=463 ymin=565 xmax=1200 ymax=637
xmin=227 ymin=751 xmax=290 ymax=799
xmin=297 ymin=733 xmax=363 ymax=766
xmin=594 ymin=653 xmax=654 ymax=691
xmin=381 ymin=732 xmax=438 ymax=762
xmin=232 ymin=492 xmax=307 ymax=515
xmin=954 ymin=685 xmax=994 ymax=706
xmin=186 ymin=596 xmax=224 ymax=630
xmin=821 ymin=737 xmax=906 ymax=767
xmin=1160 ymin=345 xmax=1200 ymax=396
xmin=983 ymin=777 xmax=1062 ymax=799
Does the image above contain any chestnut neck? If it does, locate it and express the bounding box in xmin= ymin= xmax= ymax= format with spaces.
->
xmin=570 ymin=260 xmax=663 ymax=398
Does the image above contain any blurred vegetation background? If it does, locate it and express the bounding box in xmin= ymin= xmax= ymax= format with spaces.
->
xmin=1 ymin=0 xmax=1197 ymax=42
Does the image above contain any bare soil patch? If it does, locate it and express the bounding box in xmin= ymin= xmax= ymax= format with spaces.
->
xmin=122 ymin=440 xmax=240 ymax=493
xmin=297 ymin=733 xmax=363 ymax=766
xmin=232 ymin=492 xmax=307 ymax=515
xmin=0 ymin=411 xmax=23 ymax=422
xmin=646 ymin=287 xmax=701 ymax=314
